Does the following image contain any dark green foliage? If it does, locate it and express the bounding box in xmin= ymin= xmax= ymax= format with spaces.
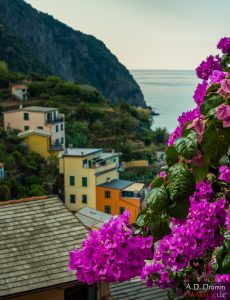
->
xmin=146 ymin=186 xmax=169 ymax=212
xmin=168 ymin=163 xmax=196 ymax=202
xmin=174 ymin=131 xmax=197 ymax=159
xmin=0 ymin=129 xmax=58 ymax=200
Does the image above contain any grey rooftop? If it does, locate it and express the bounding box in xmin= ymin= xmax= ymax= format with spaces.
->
xmin=23 ymin=106 xmax=58 ymax=112
xmin=0 ymin=196 xmax=88 ymax=298
xmin=109 ymin=277 xmax=169 ymax=300
xmin=97 ymin=179 xmax=133 ymax=190
xmin=62 ymin=148 xmax=103 ymax=157
xmin=76 ymin=207 xmax=112 ymax=229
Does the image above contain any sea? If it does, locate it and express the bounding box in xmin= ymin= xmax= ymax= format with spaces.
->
xmin=131 ymin=70 xmax=199 ymax=134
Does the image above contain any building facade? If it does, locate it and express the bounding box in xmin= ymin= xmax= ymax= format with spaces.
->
xmin=18 ymin=129 xmax=61 ymax=159
xmin=96 ymin=179 xmax=144 ymax=223
xmin=3 ymin=106 xmax=65 ymax=148
xmin=11 ymin=84 xmax=28 ymax=100
xmin=59 ymin=148 xmax=120 ymax=211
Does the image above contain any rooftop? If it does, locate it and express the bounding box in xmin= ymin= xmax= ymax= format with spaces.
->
xmin=62 ymin=148 xmax=102 ymax=157
xmin=97 ymin=179 xmax=133 ymax=190
xmin=76 ymin=207 xmax=112 ymax=229
xmin=18 ymin=128 xmax=52 ymax=138
xmin=0 ymin=196 xmax=88 ymax=298
xmin=122 ymin=183 xmax=145 ymax=192
xmin=109 ymin=277 xmax=169 ymax=300
xmin=23 ymin=106 xmax=58 ymax=112
xmin=3 ymin=106 xmax=59 ymax=114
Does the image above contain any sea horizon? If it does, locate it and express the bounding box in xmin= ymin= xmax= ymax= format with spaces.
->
xmin=131 ymin=69 xmax=198 ymax=133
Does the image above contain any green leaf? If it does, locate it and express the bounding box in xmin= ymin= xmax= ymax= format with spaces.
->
xmin=201 ymin=125 xmax=229 ymax=166
xmin=149 ymin=214 xmax=171 ymax=242
xmin=165 ymin=146 xmax=178 ymax=166
xmin=150 ymin=176 xmax=164 ymax=189
xmin=146 ymin=186 xmax=169 ymax=213
xmin=211 ymin=262 xmax=219 ymax=272
xmin=174 ymin=131 xmax=197 ymax=159
xmin=222 ymin=254 xmax=230 ymax=273
xmin=167 ymin=199 xmax=189 ymax=219
xmin=168 ymin=163 xmax=196 ymax=202
xmin=200 ymin=94 xmax=225 ymax=116
xmin=224 ymin=67 xmax=230 ymax=72
xmin=191 ymin=155 xmax=210 ymax=183
xmin=206 ymin=84 xmax=220 ymax=96
xmin=136 ymin=208 xmax=148 ymax=227
xmin=182 ymin=121 xmax=192 ymax=137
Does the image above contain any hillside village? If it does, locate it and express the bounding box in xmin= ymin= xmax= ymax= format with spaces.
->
xmin=0 ymin=63 xmax=168 ymax=299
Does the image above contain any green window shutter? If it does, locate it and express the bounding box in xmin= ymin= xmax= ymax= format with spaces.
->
xmin=119 ymin=207 xmax=125 ymax=214
xmin=82 ymin=177 xmax=87 ymax=187
xmin=104 ymin=205 xmax=111 ymax=214
xmin=24 ymin=112 xmax=29 ymax=120
xmin=24 ymin=126 xmax=30 ymax=131
xmin=82 ymin=195 xmax=87 ymax=203
xmin=56 ymin=125 xmax=59 ymax=132
xmin=70 ymin=194 xmax=76 ymax=203
xmin=70 ymin=176 xmax=75 ymax=186
xmin=105 ymin=191 xmax=111 ymax=198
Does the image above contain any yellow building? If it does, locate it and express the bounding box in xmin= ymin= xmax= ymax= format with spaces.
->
xmin=18 ymin=129 xmax=62 ymax=159
xmin=59 ymin=148 xmax=120 ymax=211
xmin=3 ymin=106 xmax=65 ymax=148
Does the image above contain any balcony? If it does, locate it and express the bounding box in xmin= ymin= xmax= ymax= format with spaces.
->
xmin=46 ymin=113 xmax=64 ymax=125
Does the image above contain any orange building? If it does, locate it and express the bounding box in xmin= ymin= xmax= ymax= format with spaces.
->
xmin=96 ymin=179 xmax=144 ymax=223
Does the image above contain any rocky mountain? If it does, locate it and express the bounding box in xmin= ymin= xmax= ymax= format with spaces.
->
xmin=0 ymin=0 xmax=145 ymax=106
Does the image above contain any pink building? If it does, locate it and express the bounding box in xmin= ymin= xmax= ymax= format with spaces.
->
xmin=3 ymin=106 xmax=65 ymax=147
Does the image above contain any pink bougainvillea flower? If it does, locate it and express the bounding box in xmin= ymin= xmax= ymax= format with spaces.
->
xmin=187 ymin=117 xmax=205 ymax=143
xmin=220 ymin=79 xmax=230 ymax=94
xmin=223 ymin=116 xmax=230 ymax=128
xmin=219 ymin=165 xmax=230 ymax=184
xmin=191 ymin=150 xmax=203 ymax=167
xmin=216 ymin=103 xmax=230 ymax=120
xmin=159 ymin=171 xmax=167 ymax=178
xmin=210 ymin=70 xmax=226 ymax=84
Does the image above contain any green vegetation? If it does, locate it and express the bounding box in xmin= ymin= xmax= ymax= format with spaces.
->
xmin=0 ymin=128 xmax=58 ymax=200
xmin=0 ymin=62 xmax=169 ymax=199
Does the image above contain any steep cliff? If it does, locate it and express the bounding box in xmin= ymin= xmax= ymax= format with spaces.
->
xmin=0 ymin=0 xmax=145 ymax=106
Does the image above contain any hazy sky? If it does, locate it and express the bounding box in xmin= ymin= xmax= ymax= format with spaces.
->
xmin=25 ymin=0 xmax=230 ymax=70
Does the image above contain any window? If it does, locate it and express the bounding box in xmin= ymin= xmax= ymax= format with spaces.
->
xmin=23 ymin=112 xmax=29 ymax=120
xmin=120 ymin=207 xmax=125 ymax=214
xmin=55 ymin=139 xmax=59 ymax=145
xmin=61 ymin=137 xmax=64 ymax=144
xmin=69 ymin=176 xmax=75 ymax=186
xmin=24 ymin=126 xmax=29 ymax=131
xmin=56 ymin=125 xmax=59 ymax=132
xmin=82 ymin=177 xmax=88 ymax=187
xmin=104 ymin=205 xmax=111 ymax=214
xmin=105 ymin=191 xmax=111 ymax=198
xmin=70 ymin=194 xmax=76 ymax=204
xmin=82 ymin=195 xmax=87 ymax=203
xmin=61 ymin=124 xmax=64 ymax=131
xmin=37 ymin=126 xmax=43 ymax=130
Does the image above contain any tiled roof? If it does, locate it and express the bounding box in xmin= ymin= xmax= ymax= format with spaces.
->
xmin=109 ymin=277 xmax=169 ymax=300
xmin=97 ymin=179 xmax=133 ymax=190
xmin=0 ymin=196 xmax=88 ymax=298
